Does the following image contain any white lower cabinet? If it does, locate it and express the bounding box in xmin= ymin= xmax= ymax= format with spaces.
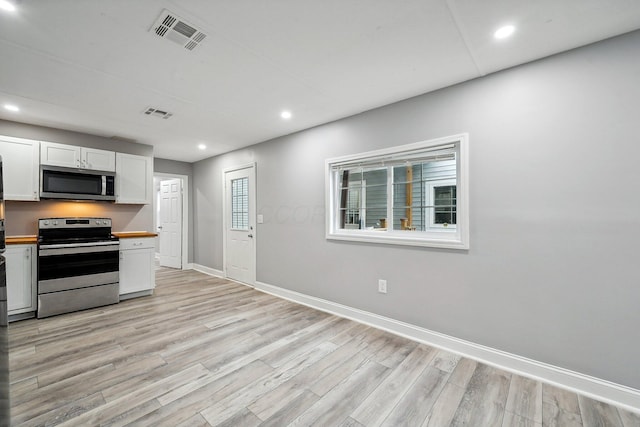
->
xmin=119 ymin=237 xmax=155 ymax=299
xmin=6 ymin=244 xmax=37 ymax=318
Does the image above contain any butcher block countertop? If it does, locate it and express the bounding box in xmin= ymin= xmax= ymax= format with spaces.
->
xmin=6 ymin=235 xmax=38 ymax=245
xmin=112 ymin=231 xmax=158 ymax=238
xmin=6 ymin=233 xmax=157 ymax=244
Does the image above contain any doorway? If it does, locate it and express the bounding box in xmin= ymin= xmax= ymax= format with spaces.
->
xmin=223 ymin=163 xmax=256 ymax=285
xmin=154 ymin=173 xmax=189 ymax=270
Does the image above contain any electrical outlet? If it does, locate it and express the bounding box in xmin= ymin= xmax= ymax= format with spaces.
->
xmin=378 ymin=279 xmax=387 ymax=294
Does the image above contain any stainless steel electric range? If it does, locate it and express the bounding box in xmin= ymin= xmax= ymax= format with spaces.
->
xmin=37 ymin=217 xmax=120 ymax=318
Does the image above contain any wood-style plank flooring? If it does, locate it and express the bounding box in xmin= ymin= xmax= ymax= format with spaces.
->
xmin=8 ymin=268 xmax=640 ymax=426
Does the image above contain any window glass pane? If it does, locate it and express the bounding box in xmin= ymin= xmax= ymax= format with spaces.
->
xmin=231 ymin=177 xmax=249 ymax=230
xmin=434 ymin=185 xmax=456 ymax=226
xmin=392 ymin=165 xmax=424 ymax=231
xmin=338 ymin=167 xmax=387 ymax=229
xmin=392 ymin=157 xmax=456 ymax=232
xmin=363 ymin=168 xmax=387 ymax=229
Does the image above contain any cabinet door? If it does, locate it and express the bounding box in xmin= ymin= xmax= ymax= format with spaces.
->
xmin=116 ymin=153 xmax=152 ymax=204
xmin=82 ymin=147 xmax=116 ymax=172
xmin=0 ymin=135 xmax=40 ymax=201
xmin=40 ymin=141 xmax=80 ymax=168
xmin=6 ymin=245 xmax=36 ymax=314
xmin=119 ymin=247 xmax=155 ymax=295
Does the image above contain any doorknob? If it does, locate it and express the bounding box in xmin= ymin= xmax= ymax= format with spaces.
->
xmin=157 ymin=226 xmax=163 ymax=229
xmin=248 ymin=234 xmax=253 ymax=238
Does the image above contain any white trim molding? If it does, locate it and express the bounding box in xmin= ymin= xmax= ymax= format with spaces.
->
xmin=251 ymin=280 xmax=640 ymax=413
xmin=192 ymin=263 xmax=224 ymax=278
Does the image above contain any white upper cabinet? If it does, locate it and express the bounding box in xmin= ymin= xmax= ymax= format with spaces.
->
xmin=41 ymin=141 xmax=115 ymax=172
xmin=40 ymin=141 xmax=79 ymax=168
xmin=116 ymin=152 xmax=152 ymax=204
xmin=0 ymin=135 xmax=40 ymax=201
xmin=82 ymin=147 xmax=116 ymax=171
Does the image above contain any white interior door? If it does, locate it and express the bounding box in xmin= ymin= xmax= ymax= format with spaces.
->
xmin=224 ymin=165 xmax=255 ymax=285
xmin=159 ymin=178 xmax=182 ymax=269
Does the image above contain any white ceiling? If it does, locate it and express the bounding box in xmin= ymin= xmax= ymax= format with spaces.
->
xmin=1 ymin=0 xmax=640 ymax=163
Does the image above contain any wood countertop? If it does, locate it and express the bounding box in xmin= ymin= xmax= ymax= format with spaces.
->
xmin=6 ymin=235 xmax=38 ymax=245
xmin=5 ymin=232 xmax=157 ymax=244
xmin=112 ymin=231 xmax=158 ymax=238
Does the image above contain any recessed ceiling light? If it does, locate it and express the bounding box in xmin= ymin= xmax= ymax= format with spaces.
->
xmin=494 ymin=25 xmax=515 ymax=40
xmin=280 ymin=110 xmax=292 ymax=120
xmin=0 ymin=0 xmax=16 ymax=12
xmin=198 ymin=144 xmax=206 ymax=150
xmin=4 ymin=104 xmax=19 ymax=112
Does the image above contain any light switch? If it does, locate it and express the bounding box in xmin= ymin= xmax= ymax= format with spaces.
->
xmin=257 ymin=214 xmax=264 ymax=224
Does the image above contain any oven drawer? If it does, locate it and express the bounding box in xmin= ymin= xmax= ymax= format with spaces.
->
xmin=38 ymin=271 xmax=118 ymax=294
xmin=37 ymin=283 xmax=119 ymax=318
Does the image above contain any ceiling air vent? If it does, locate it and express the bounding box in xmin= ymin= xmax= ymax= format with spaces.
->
xmin=150 ymin=9 xmax=207 ymax=51
xmin=144 ymin=107 xmax=173 ymax=119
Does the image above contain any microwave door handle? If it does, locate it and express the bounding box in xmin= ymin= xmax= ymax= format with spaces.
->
xmin=102 ymin=175 xmax=106 ymax=196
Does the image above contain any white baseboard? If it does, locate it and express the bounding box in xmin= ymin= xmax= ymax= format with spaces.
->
xmin=252 ymin=280 xmax=640 ymax=412
xmin=184 ymin=262 xmax=194 ymax=271
xmin=192 ymin=263 xmax=224 ymax=278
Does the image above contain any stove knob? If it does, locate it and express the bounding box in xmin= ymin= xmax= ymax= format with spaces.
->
xmin=43 ymin=220 xmax=49 ymax=226
xmin=53 ymin=220 xmax=58 ymax=225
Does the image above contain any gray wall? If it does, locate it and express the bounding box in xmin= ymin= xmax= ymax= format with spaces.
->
xmin=0 ymin=120 xmax=154 ymax=235
xmin=193 ymin=30 xmax=640 ymax=390
xmin=154 ymin=158 xmax=195 ymax=263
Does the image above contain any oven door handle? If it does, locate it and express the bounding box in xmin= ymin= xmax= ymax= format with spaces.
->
xmin=39 ymin=244 xmax=120 ymax=256
xmin=39 ymin=241 xmax=119 ymax=249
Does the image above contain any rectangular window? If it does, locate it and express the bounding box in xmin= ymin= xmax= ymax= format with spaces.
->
xmin=231 ymin=177 xmax=249 ymax=230
xmin=326 ymin=134 xmax=469 ymax=249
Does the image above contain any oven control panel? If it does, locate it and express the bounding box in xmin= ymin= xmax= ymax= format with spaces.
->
xmin=39 ymin=218 xmax=112 ymax=229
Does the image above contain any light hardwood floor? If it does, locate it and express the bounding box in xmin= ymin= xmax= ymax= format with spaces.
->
xmin=8 ymin=268 xmax=640 ymax=426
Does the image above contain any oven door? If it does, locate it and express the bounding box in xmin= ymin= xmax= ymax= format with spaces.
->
xmin=38 ymin=242 xmax=119 ymax=293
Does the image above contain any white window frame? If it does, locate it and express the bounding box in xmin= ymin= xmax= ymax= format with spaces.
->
xmin=325 ymin=133 xmax=469 ymax=249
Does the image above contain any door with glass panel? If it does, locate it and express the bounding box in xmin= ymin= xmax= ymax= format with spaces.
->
xmin=224 ymin=165 xmax=256 ymax=285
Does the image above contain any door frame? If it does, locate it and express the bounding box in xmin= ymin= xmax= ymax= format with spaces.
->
xmin=154 ymin=172 xmax=190 ymax=270
xmin=222 ymin=162 xmax=257 ymax=286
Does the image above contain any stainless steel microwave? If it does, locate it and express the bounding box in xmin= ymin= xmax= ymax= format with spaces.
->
xmin=40 ymin=165 xmax=116 ymax=201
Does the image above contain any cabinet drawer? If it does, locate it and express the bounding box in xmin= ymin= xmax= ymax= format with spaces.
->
xmin=119 ymin=238 xmax=155 ymax=250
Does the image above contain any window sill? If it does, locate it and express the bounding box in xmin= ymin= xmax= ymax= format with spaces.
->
xmin=326 ymin=229 xmax=469 ymax=250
